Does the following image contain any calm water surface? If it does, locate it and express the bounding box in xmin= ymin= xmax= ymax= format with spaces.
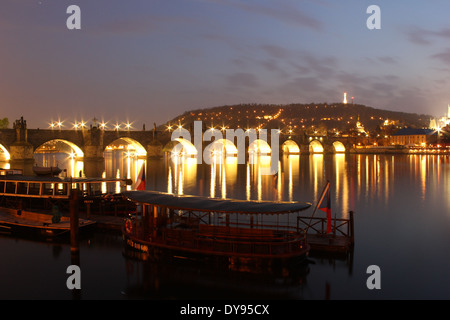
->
xmin=1 ymin=153 xmax=449 ymax=299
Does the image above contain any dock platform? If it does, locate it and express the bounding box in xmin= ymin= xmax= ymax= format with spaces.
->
xmin=299 ymin=211 xmax=355 ymax=256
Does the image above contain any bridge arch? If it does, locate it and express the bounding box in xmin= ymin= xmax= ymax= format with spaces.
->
xmin=0 ymin=144 xmax=10 ymax=161
xmin=332 ymin=141 xmax=346 ymax=153
xmin=204 ymin=139 xmax=238 ymax=157
xmin=104 ymin=137 xmax=147 ymax=158
xmin=281 ymin=140 xmax=300 ymax=154
xmin=248 ymin=139 xmax=271 ymax=155
xmin=309 ymin=140 xmax=324 ymax=153
xmin=167 ymin=138 xmax=198 ymax=156
xmin=34 ymin=139 xmax=84 ymax=158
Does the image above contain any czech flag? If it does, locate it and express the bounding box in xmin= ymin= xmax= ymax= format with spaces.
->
xmin=317 ymin=181 xmax=332 ymax=234
xmin=134 ymin=163 xmax=146 ymax=191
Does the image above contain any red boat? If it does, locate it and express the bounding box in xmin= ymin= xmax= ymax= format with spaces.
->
xmin=122 ymin=191 xmax=312 ymax=273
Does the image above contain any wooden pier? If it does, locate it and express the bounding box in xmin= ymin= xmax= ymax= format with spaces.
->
xmin=298 ymin=211 xmax=354 ymax=255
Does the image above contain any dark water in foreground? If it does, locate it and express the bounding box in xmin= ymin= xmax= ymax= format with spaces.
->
xmin=0 ymin=154 xmax=449 ymax=300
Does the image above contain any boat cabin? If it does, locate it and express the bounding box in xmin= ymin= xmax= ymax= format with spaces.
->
xmin=0 ymin=174 xmax=134 ymax=214
xmin=0 ymin=176 xmax=132 ymax=199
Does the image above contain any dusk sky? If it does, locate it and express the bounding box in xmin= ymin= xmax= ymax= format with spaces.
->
xmin=2 ymin=0 xmax=450 ymax=129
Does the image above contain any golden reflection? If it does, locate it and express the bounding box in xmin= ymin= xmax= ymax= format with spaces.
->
xmin=420 ymin=155 xmax=426 ymax=200
xmin=221 ymin=163 xmax=226 ymax=199
xmin=310 ymin=154 xmax=323 ymax=199
xmin=167 ymin=165 xmax=173 ymax=194
xmin=246 ymin=162 xmax=251 ymax=200
xmin=284 ymin=155 xmax=299 ymax=201
xmin=210 ymin=158 xmax=216 ymax=198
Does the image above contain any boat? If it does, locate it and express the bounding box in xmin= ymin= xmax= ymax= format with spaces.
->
xmin=0 ymin=173 xmax=135 ymax=237
xmin=33 ymin=165 xmax=62 ymax=176
xmin=0 ymin=207 xmax=95 ymax=238
xmin=121 ymin=191 xmax=312 ymax=273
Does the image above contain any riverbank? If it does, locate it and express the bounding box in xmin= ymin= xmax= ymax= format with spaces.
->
xmin=348 ymin=146 xmax=449 ymax=154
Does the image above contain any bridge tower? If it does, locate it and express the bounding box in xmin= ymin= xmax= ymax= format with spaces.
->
xmin=9 ymin=117 xmax=34 ymax=164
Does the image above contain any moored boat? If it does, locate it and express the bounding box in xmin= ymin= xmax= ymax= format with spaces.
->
xmin=122 ymin=191 xmax=312 ymax=273
xmin=0 ymin=173 xmax=135 ymax=238
xmin=33 ymin=165 xmax=62 ymax=176
xmin=0 ymin=207 xmax=95 ymax=237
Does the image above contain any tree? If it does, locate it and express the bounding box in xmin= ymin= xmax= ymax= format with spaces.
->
xmin=0 ymin=118 xmax=9 ymax=129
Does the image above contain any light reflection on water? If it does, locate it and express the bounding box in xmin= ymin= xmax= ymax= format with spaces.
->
xmin=0 ymin=152 xmax=450 ymax=299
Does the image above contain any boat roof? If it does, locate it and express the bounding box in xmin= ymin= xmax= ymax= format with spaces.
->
xmin=0 ymin=175 xmax=132 ymax=184
xmin=122 ymin=190 xmax=312 ymax=214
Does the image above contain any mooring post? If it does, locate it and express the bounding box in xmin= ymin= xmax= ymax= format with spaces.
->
xmin=70 ymin=189 xmax=79 ymax=253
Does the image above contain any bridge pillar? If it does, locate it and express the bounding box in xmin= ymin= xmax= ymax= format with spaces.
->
xmin=323 ymin=144 xmax=335 ymax=154
xmin=82 ymin=127 xmax=105 ymax=177
xmin=299 ymin=144 xmax=310 ymax=155
xmin=147 ymin=140 xmax=163 ymax=158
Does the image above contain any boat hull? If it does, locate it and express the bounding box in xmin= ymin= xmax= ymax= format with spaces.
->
xmin=0 ymin=209 xmax=96 ymax=238
xmin=122 ymin=230 xmax=309 ymax=275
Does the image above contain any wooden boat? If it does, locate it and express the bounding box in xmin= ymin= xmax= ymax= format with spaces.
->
xmin=0 ymin=207 xmax=95 ymax=237
xmin=121 ymin=191 xmax=312 ymax=273
xmin=33 ymin=166 xmax=62 ymax=176
xmin=0 ymin=174 xmax=135 ymax=220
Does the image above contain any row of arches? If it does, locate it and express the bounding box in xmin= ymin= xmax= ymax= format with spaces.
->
xmin=0 ymin=137 xmax=348 ymax=162
xmin=169 ymin=139 xmax=347 ymax=156
xmin=0 ymin=138 xmax=148 ymax=161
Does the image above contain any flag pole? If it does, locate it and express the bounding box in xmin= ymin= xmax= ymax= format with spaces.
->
xmin=306 ymin=180 xmax=330 ymax=234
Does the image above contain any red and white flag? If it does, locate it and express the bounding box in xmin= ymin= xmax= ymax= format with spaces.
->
xmin=316 ymin=181 xmax=332 ymax=234
xmin=134 ymin=163 xmax=146 ymax=191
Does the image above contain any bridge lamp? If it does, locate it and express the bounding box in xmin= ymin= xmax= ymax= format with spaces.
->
xmin=80 ymin=121 xmax=86 ymax=129
xmin=49 ymin=122 xmax=55 ymax=130
xmin=57 ymin=121 xmax=63 ymax=129
xmin=73 ymin=123 xmax=79 ymax=130
xmin=115 ymin=124 xmax=121 ymax=131
xmin=125 ymin=122 xmax=132 ymax=130
xmin=100 ymin=122 xmax=107 ymax=130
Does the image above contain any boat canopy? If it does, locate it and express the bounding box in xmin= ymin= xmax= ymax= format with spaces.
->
xmin=122 ymin=191 xmax=312 ymax=214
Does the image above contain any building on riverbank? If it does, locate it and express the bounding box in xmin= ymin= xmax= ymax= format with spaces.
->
xmin=390 ymin=128 xmax=437 ymax=146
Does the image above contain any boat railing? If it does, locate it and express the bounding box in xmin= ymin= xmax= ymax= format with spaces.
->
xmin=297 ymin=214 xmax=354 ymax=239
xmin=129 ymin=220 xmax=307 ymax=256
xmin=162 ymin=227 xmax=306 ymax=256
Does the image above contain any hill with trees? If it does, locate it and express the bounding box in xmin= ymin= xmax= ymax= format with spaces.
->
xmin=161 ymin=102 xmax=431 ymax=137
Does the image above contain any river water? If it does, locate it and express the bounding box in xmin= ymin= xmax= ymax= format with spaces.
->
xmin=0 ymin=153 xmax=449 ymax=300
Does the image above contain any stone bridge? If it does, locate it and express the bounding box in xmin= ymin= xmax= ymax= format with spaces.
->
xmin=0 ymin=118 xmax=368 ymax=166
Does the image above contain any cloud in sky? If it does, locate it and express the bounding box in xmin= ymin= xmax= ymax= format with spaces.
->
xmin=1 ymin=0 xmax=450 ymax=127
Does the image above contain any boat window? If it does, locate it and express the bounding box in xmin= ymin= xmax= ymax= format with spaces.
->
xmin=55 ymin=183 xmax=68 ymax=196
xmin=42 ymin=183 xmax=54 ymax=196
xmin=17 ymin=182 xmax=28 ymax=195
xmin=88 ymin=183 xmax=102 ymax=196
xmin=28 ymin=183 xmax=41 ymax=195
xmin=5 ymin=182 xmax=16 ymax=194
xmin=0 ymin=181 xmax=4 ymax=193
